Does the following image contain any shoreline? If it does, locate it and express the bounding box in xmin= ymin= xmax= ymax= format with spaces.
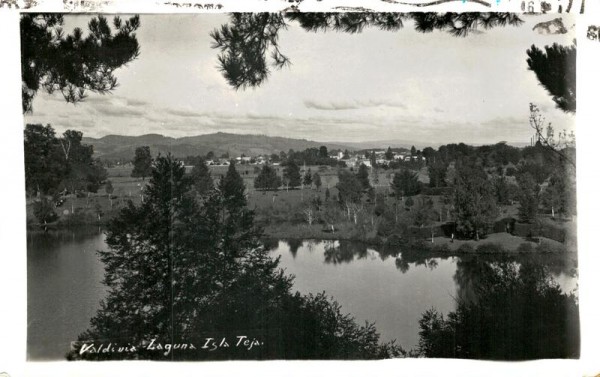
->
xmin=261 ymin=223 xmax=576 ymax=254
xmin=28 ymin=220 xmax=575 ymax=255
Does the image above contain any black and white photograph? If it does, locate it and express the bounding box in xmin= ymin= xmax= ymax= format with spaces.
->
xmin=20 ymin=11 xmax=580 ymax=363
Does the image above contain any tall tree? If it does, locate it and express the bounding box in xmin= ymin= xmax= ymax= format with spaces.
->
xmin=254 ymin=164 xmax=281 ymax=191
xmin=517 ymin=173 xmax=540 ymax=223
xmin=412 ymin=197 xmax=436 ymax=228
xmin=428 ymin=161 xmax=448 ymax=188
xmin=219 ymin=161 xmax=247 ymax=210
xmin=104 ymin=180 xmax=114 ymax=196
xmin=336 ymin=170 xmax=363 ymax=204
xmin=422 ymin=147 xmax=436 ymax=163
xmin=24 ymin=123 xmax=65 ymax=195
xmin=131 ymin=146 xmax=152 ymax=180
xmin=190 ymin=157 xmax=213 ymax=195
xmin=21 ymin=14 xmax=140 ymax=113
xmin=312 ymin=172 xmax=322 ymax=191
xmin=24 ymin=124 xmax=106 ymax=195
xmin=385 ymin=147 xmax=393 ymax=161
xmin=542 ymin=172 xmax=575 ymax=219
xmin=526 ymin=43 xmax=576 ymax=113
xmin=303 ymin=167 xmax=313 ymax=187
xmin=105 ymin=179 xmax=114 ymax=207
xmin=60 ymin=129 xmax=106 ymax=193
xmin=371 ymin=166 xmax=380 ymax=186
xmin=391 ymin=169 xmax=420 ymax=198
xmin=453 ymin=164 xmax=498 ymax=240
xmin=319 ymin=146 xmax=328 ymax=159
xmin=283 ymin=160 xmax=301 ymax=188
xmin=356 ymin=163 xmax=371 ymax=191
xmin=370 ymin=151 xmax=377 ymax=167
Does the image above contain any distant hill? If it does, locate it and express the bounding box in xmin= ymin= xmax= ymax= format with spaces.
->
xmin=335 ymin=139 xmax=439 ymax=150
xmin=337 ymin=139 xmax=531 ymax=150
xmin=82 ymin=132 xmax=355 ymax=161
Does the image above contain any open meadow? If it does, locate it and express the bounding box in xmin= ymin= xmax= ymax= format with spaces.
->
xmin=26 ymin=162 xmax=575 ymax=253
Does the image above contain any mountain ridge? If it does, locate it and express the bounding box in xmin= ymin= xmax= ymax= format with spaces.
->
xmin=83 ymin=132 xmax=357 ymax=161
xmin=83 ymin=132 xmax=531 ymax=161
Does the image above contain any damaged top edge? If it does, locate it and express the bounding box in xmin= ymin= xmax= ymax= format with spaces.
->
xmin=0 ymin=0 xmax=589 ymax=15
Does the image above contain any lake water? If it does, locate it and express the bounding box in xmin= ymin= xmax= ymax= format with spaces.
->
xmin=27 ymin=229 xmax=578 ymax=360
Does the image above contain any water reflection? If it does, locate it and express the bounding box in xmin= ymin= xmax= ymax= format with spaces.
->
xmin=287 ymin=238 xmax=303 ymax=258
xmin=323 ymin=240 xmax=369 ymax=265
xmin=280 ymin=239 xmax=580 ymax=360
xmin=27 ymin=227 xmax=108 ymax=360
xmin=298 ymin=238 xmax=577 ymax=285
xmin=418 ymin=259 xmax=580 ymax=359
xmin=27 ymin=231 xmax=579 ymax=361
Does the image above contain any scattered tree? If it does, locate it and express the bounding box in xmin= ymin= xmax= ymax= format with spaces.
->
xmin=336 ymin=170 xmax=363 ymax=205
xmin=405 ymin=196 xmax=414 ymax=209
xmin=370 ymin=151 xmax=378 ymax=168
xmin=303 ymin=167 xmax=313 ymax=187
xmin=104 ymin=180 xmax=114 ymax=196
xmin=542 ymin=172 xmax=575 ymax=219
xmin=385 ymin=147 xmax=394 ymax=161
xmin=131 ymin=146 xmax=152 ymax=180
xmin=318 ymin=146 xmax=328 ymax=159
xmin=24 ymin=124 xmax=66 ymax=195
xmin=391 ymin=169 xmax=420 ymax=199
xmin=105 ymin=179 xmax=114 ymax=207
xmin=219 ymin=161 xmax=247 ymax=209
xmin=24 ymin=124 xmax=106 ymax=196
xmin=453 ymin=164 xmax=498 ymax=240
xmin=356 ymin=163 xmax=371 ymax=191
xmin=254 ymin=164 xmax=282 ymax=191
xmin=517 ymin=173 xmax=540 ymax=223
xmin=283 ymin=160 xmax=302 ymax=189
xmin=190 ymin=158 xmax=214 ymax=195
xmin=428 ymin=161 xmax=448 ymax=188
xmin=312 ymin=172 xmax=322 ymax=191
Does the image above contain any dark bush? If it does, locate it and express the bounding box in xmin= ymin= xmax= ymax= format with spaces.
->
xmin=475 ymin=243 xmax=506 ymax=253
xmin=517 ymin=242 xmax=534 ymax=253
xmin=33 ymin=198 xmax=58 ymax=224
xmin=456 ymin=243 xmax=475 ymax=253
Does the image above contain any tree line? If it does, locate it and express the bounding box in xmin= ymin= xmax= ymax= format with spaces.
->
xmin=280 ymin=139 xmax=575 ymax=242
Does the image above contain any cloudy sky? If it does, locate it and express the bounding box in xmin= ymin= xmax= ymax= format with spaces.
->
xmin=23 ymin=13 xmax=576 ymax=145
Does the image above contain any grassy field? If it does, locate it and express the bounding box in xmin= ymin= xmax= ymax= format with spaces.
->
xmin=26 ymin=164 xmax=574 ymax=253
xmin=26 ymin=163 xmax=423 ymax=225
xmin=23 ymin=163 xmax=514 ymax=228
